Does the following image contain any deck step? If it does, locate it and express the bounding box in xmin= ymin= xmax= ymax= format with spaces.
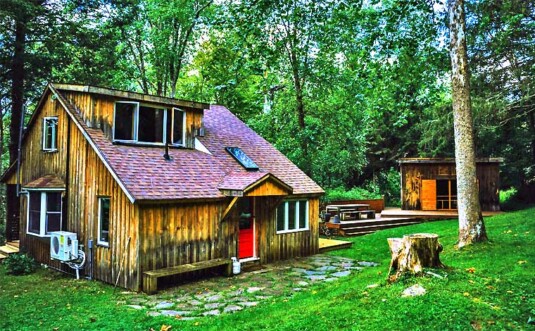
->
xmin=328 ymin=217 xmax=425 ymax=236
xmin=0 ymin=244 xmax=19 ymax=255
xmin=0 ymin=253 xmax=7 ymax=261
xmin=6 ymin=241 xmax=20 ymax=249
xmin=342 ymin=221 xmax=421 ymax=236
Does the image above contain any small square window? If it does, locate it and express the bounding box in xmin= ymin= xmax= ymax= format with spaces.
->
xmin=27 ymin=191 xmax=63 ymax=237
xmin=43 ymin=117 xmax=58 ymax=151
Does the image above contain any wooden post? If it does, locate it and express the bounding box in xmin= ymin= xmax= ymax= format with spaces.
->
xmin=388 ymin=233 xmax=444 ymax=282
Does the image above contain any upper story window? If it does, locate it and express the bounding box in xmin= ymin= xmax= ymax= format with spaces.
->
xmin=27 ymin=190 xmax=63 ymax=237
xmin=113 ymin=102 xmax=186 ymax=146
xmin=171 ymin=108 xmax=185 ymax=145
xmin=43 ymin=117 xmax=58 ymax=151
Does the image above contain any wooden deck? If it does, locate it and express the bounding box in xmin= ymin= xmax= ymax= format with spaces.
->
xmin=381 ymin=208 xmax=502 ymax=219
xmin=322 ymin=208 xmax=503 ymax=237
xmin=318 ymin=238 xmax=352 ymax=252
xmin=0 ymin=241 xmax=20 ymax=261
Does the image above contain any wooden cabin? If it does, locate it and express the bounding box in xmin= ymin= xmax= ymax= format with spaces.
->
xmin=399 ymin=158 xmax=502 ymax=212
xmin=1 ymin=83 xmax=324 ymax=292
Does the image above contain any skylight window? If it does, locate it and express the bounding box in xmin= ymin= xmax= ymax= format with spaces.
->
xmin=226 ymin=147 xmax=259 ymax=170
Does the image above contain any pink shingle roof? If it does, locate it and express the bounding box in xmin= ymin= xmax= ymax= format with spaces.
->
xmin=24 ymin=175 xmax=65 ymax=189
xmin=54 ymin=88 xmax=323 ymax=202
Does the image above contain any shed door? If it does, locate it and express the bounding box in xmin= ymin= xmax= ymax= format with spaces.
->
xmin=421 ymin=180 xmax=437 ymax=211
xmin=238 ymin=198 xmax=255 ymax=259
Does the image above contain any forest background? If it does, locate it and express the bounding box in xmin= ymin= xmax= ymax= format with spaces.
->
xmin=0 ymin=0 xmax=533 ymax=238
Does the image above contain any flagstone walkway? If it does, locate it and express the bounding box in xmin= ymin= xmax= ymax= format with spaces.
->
xmin=118 ymin=254 xmax=379 ymax=320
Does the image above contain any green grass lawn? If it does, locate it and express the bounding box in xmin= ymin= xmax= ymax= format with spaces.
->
xmin=1 ymin=207 xmax=534 ymax=330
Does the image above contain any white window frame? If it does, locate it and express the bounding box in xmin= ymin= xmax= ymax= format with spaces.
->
xmin=113 ymin=101 xmax=171 ymax=146
xmin=276 ymin=200 xmax=309 ymax=234
xmin=42 ymin=116 xmax=58 ymax=151
xmin=171 ymin=107 xmax=186 ymax=146
xmin=113 ymin=101 xmax=139 ymax=143
xmin=97 ymin=197 xmax=111 ymax=247
xmin=26 ymin=189 xmax=64 ymax=237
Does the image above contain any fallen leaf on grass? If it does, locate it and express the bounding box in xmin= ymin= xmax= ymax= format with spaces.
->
xmin=466 ymin=267 xmax=476 ymax=273
xmin=160 ymin=325 xmax=172 ymax=331
xmin=470 ymin=320 xmax=482 ymax=330
xmin=463 ymin=292 xmax=470 ymax=297
xmin=518 ymin=260 xmax=527 ymax=264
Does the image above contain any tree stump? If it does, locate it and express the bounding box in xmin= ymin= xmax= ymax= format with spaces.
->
xmin=387 ymin=233 xmax=444 ymax=282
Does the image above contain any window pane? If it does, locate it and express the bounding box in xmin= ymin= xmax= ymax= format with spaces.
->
xmin=288 ymin=201 xmax=296 ymax=230
xmin=138 ymin=106 xmax=164 ymax=143
xmin=99 ymin=198 xmax=110 ymax=244
xmin=298 ymin=201 xmax=307 ymax=229
xmin=114 ymin=103 xmax=135 ymax=140
xmin=276 ymin=203 xmax=285 ymax=231
xmin=47 ymin=193 xmax=62 ymax=212
xmin=46 ymin=213 xmax=61 ymax=233
xmin=44 ymin=118 xmax=57 ymax=150
xmin=172 ymin=109 xmax=184 ymax=145
xmin=29 ymin=193 xmax=41 ymax=234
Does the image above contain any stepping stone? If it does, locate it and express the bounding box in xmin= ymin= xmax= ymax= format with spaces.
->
xmin=188 ymin=300 xmax=203 ymax=306
xmin=292 ymin=268 xmax=307 ymax=273
xmin=126 ymin=305 xmax=144 ymax=310
xmin=205 ymin=303 xmax=222 ymax=309
xmin=332 ymin=271 xmax=351 ymax=277
xmin=293 ymin=288 xmax=303 ymax=291
xmin=206 ymin=294 xmax=223 ymax=302
xmin=324 ymin=278 xmax=338 ymax=282
xmin=357 ymin=261 xmax=379 ymax=267
xmin=318 ymin=266 xmax=337 ymax=271
xmin=227 ymin=289 xmax=244 ymax=297
xmin=402 ymin=284 xmax=426 ymax=297
xmin=224 ymin=305 xmax=243 ymax=313
xmin=129 ymin=297 xmax=148 ymax=304
xmin=307 ymin=275 xmax=327 ymax=281
xmin=304 ymin=270 xmax=325 ymax=276
xmin=202 ymin=310 xmax=221 ymax=316
xmin=147 ymin=311 xmax=161 ymax=317
xmin=247 ymin=287 xmax=264 ymax=293
xmin=155 ymin=301 xmax=174 ymax=309
xmin=240 ymin=301 xmax=258 ymax=307
xmin=297 ymin=281 xmax=309 ymax=286
xmin=161 ymin=310 xmax=191 ymax=317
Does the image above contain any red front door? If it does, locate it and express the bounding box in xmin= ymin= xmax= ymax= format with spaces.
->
xmin=238 ymin=198 xmax=255 ymax=259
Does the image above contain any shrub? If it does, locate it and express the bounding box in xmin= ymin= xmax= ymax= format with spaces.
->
xmin=3 ymin=253 xmax=36 ymax=275
xmin=324 ymin=186 xmax=382 ymax=203
xmin=0 ymin=221 xmax=5 ymax=246
xmin=500 ymin=187 xmax=521 ymax=210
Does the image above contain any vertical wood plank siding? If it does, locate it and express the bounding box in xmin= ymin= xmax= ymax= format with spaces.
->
xmin=14 ymin=91 xmax=140 ymax=290
xmin=61 ymin=91 xmax=201 ymax=148
xmin=401 ymin=162 xmax=500 ymax=211
xmin=11 ymin=90 xmax=320 ymax=291
xmin=138 ymin=201 xmax=237 ymax=279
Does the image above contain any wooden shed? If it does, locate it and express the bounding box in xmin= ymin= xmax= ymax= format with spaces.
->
xmin=1 ymin=83 xmax=324 ymax=292
xmin=399 ymin=158 xmax=502 ymax=212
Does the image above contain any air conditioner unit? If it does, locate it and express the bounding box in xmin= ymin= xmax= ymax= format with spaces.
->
xmin=50 ymin=231 xmax=78 ymax=262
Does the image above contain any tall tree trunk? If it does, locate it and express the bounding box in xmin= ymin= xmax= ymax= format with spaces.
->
xmin=9 ymin=16 xmax=26 ymax=166
xmin=448 ymin=0 xmax=488 ymax=248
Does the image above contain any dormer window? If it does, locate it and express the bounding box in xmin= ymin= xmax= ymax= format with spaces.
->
xmin=113 ymin=102 xmax=186 ymax=146
xmin=171 ymin=108 xmax=185 ymax=145
xmin=43 ymin=117 xmax=58 ymax=151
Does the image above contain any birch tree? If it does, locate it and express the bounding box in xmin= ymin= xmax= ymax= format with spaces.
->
xmin=448 ymin=0 xmax=488 ymax=248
